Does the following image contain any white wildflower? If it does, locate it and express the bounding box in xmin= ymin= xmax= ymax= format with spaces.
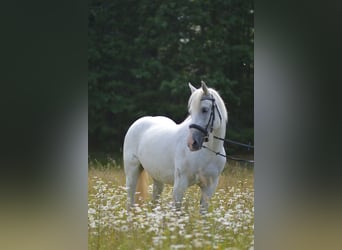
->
xmin=170 ymin=244 xmax=186 ymax=250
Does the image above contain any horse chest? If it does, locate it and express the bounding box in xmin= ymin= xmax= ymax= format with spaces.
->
xmin=182 ymin=160 xmax=222 ymax=186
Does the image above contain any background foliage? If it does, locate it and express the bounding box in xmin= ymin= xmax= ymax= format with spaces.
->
xmin=89 ymin=0 xmax=254 ymax=155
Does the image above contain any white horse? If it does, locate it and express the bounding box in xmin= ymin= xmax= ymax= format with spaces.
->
xmin=123 ymin=81 xmax=228 ymax=213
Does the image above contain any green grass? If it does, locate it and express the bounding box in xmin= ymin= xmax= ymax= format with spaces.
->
xmin=88 ymin=160 xmax=254 ymax=250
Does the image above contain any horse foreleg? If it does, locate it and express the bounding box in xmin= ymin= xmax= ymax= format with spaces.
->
xmin=152 ymin=179 xmax=164 ymax=203
xmin=173 ymin=177 xmax=188 ymax=210
xmin=199 ymin=177 xmax=219 ymax=214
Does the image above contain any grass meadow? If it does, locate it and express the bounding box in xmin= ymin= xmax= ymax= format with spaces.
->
xmin=88 ymin=159 xmax=254 ymax=250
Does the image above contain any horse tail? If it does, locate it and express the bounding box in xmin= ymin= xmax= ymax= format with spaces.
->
xmin=136 ymin=169 xmax=148 ymax=203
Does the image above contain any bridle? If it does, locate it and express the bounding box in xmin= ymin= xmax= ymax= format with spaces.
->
xmin=189 ymin=94 xmax=222 ymax=142
xmin=188 ymin=93 xmax=255 ymax=164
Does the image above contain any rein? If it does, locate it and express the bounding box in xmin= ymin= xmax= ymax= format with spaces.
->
xmin=189 ymin=94 xmax=254 ymax=164
xmin=205 ymin=134 xmax=255 ymax=164
xmin=202 ymin=145 xmax=255 ymax=164
xmin=213 ymin=136 xmax=254 ymax=149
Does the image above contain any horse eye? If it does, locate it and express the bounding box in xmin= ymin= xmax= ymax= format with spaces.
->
xmin=202 ymin=107 xmax=208 ymax=113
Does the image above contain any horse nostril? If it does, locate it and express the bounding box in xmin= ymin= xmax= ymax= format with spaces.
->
xmin=192 ymin=140 xmax=198 ymax=148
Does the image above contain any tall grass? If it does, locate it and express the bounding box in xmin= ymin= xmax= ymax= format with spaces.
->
xmin=88 ymin=160 xmax=254 ymax=250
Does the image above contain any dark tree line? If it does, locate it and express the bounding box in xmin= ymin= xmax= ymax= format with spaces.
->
xmin=89 ymin=0 xmax=254 ymax=155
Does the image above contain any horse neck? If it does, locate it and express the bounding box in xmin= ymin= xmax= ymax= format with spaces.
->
xmin=207 ymin=124 xmax=226 ymax=151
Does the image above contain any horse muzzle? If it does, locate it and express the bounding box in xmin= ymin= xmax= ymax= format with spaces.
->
xmin=187 ymin=129 xmax=205 ymax=151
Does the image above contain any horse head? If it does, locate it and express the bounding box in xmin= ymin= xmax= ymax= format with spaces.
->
xmin=187 ymin=81 xmax=227 ymax=151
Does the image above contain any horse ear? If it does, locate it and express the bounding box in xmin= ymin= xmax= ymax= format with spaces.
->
xmin=201 ymin=81 xmax=209 ymax=95
xmin=188 ymin=82 xmax=197 ymax=93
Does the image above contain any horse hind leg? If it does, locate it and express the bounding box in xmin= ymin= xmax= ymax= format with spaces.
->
xmin=124 ymin=156 xmax=146 ymax=209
